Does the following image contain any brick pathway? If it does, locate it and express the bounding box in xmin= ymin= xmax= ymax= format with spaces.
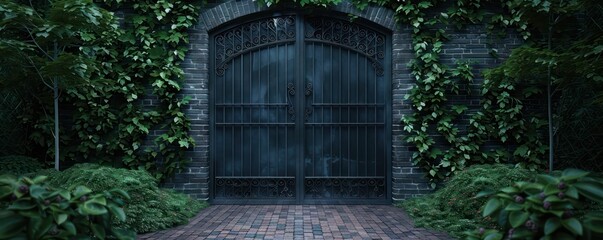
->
xmin=139 ymin=205 xmax=451 ymax=239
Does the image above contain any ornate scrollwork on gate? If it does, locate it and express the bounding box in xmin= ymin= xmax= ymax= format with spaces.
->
xmin=214 ymin=16 xmax=296 ymax=76
xmin=304 ymin=17 xmax=386 ymax=76
xmin=215 ymin=177 xmax=296 ymax=198
xmin=304 ymin=177 xmax=385 ymax=199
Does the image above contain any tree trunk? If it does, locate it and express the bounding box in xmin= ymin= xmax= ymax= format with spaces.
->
xmin=53 ymin=41 xmax=59 ymax=171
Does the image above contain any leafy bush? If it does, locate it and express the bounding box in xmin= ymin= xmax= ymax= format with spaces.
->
xmin=0 ymin=174 xmax=135 ymax=239
xmin=45 ymin=164 xmax=207 ymax=233
xmin=0 ymin=155 xmax=44 ymax=176
xmin=399 ymin=164 xmax=533 ymax=238
xmin=466 ymin=169 xmax=603 ymax=240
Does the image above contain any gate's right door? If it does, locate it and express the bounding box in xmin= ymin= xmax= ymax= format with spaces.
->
xmin=302 ymin=16 xmax=389 ymax=202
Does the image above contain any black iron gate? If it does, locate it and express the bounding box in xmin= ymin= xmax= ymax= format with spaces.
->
xmin=210 ymin=13 xmax=391 ymax=204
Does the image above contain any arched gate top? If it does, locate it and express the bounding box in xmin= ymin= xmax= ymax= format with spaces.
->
xmin=213 ymin=14 xmax=387 ymax=76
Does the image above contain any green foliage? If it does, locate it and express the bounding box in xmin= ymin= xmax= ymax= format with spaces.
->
xmin=399 ymin=164 xmax=533 ymax=238
xmin=476 ymin=47 xmax=549 ymax=170
xmin=45 ymin=164 xmax=207 ymax=233
xmin=0 ymin=174 xmax=135 ymax=239
xmin=0 ymin=155 xmax=44 ymax=176
xmin=0 ymin=0 xmax=199 ymax=180
xmin=466 ymin=169 xmax=603 ymax=240
xmin=0 ymin=0 xmax=121 ymax=164
xmin=63 ymin=0 xmax=199 ymax=180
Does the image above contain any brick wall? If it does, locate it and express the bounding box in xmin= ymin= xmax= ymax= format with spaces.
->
xmin=163 ymin=0 xmax=521 ymax=201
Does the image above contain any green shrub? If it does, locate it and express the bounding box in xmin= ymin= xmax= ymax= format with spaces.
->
xmin=0 ymin=174 xmax=135 ymax=239
xmin=399 ymin=164 xmax=533 ymax=238
xmin=466 ymin=169 xmax=603 ymax=240
xmin=45 ymin=164 xmax=207 ymax=233
xmin=0 ymin=155 xmax=44 ymax=176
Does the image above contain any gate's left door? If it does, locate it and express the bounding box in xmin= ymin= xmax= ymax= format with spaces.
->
xmin=211 ymin=15 xmax=299 ymax=203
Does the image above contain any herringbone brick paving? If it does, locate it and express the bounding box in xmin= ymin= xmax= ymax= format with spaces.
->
xmin=139 ymin=205 xmax=452 ymax=239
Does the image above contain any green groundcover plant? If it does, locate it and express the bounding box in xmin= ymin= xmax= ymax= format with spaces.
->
xmin=0 ymin=155 xmax=45 ymax=176
xmin=44 ymin=164 xmax=207 ymax=233
xmin=0 ymin=174 xmax=135 ymax=239
xmin=399 ymin=164 xmax=534 ymax=238
xmin=467 ymin=169 xmax=603 ymax=240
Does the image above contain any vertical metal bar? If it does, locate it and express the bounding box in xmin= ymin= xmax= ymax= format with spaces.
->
xmin=240 ymin=52 xmax=245 ymax=177
xmin=295 ymin=14 xmax=305 ymax=202
xmin=268 ymin=47 xmax=271 ymax=176
xmin=320 ymin=43 xmax=335 ymax=176
xmin=258 ymin=50 xmax=262 ymax=177
xmin=310 ymin=43 xmax=315 ymax=177
xmin=231 ymin=56 xmax=236 ymax=176
xmin=249 ymin=51 xmax=253 ymax=176
xmin=285 ymin=45 xmax=289 ymax=177
xmin=276 ymin=45 xmax=279 ymax=176
xmin=364 ymin=58 xmax=368 ymax=177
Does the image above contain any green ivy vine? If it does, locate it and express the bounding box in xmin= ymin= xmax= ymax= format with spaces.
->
xmin=2 ymin=0 xmax=200 ymax=180
xmin=260 ymin=0 xmax=551 ymax=187
xmin=70 ymin=0 xmax=199 ymax=180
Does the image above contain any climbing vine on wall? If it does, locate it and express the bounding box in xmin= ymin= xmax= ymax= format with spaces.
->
xmin=1 ymin=0 xmax=200 ymax=180
xmin=70 ymin=0 xmax=200 ymax=180
xmin=258 ymin=0 xmax=560 ymax=186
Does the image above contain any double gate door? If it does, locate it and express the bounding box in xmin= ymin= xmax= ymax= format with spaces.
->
xmin=211 ymin=13 xmax=391 ymax=203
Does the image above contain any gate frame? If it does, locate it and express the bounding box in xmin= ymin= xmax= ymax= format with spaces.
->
xmin=208 ymin=10 xmax=392 ymax=204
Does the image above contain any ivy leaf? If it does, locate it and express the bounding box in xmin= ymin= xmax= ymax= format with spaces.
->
xmin=514 ymin=145 xmax=529 ymax=157
xmin=178 ymin=140 xmax=190 ymax=148
xmin=126 ymin=125 xmax=134 ymax=134
xmin=417 ymin=1 xmax=432 ymax=8
xmin=451 ymin=105 xmax=468 ymax=114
